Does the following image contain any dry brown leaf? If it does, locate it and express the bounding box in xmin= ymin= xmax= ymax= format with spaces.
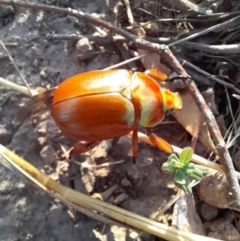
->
xmin=138 ymin=49 xmax=171 ymax=75
xmin=173 ymin=90 xmax=216 ymax=153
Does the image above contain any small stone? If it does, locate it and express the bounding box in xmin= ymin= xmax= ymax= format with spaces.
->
xmin=40 ymin=145 xmax=58 ymax=165
xmin=204 ymin=216 xmax=240 ymax=240
xmin=40 ymin=68 xmax=48 ymax=79
xmin=113 ymin=193 xmax=127 ymax=204
xmin=76 ymin=38 xmax=93 ymax=53
xmin=121 ymin=177 xmax=132 ymax=187
xmin=33 ymin=59 xmax=38 ymax=68
xmin=199 ymin=170 xmax=234 ymax=209
xmin=37 ymin=136 xmax=47 ymax=145
xmin=201 ymin=203 xmax=218 ymax=221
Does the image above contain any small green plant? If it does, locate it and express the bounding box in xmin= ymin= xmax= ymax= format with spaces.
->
xmin=162 ymin=147 xmax=209 ymax=193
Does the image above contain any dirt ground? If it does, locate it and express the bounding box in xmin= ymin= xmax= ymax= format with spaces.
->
xmin=0 ymin=1 xmax=183 ymax=241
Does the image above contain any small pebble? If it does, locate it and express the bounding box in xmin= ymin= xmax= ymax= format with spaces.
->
xmin=121 ymin=177 xmax=132 ymax=187
xmin=40 ymin=68 xmax=48 ymax=79
xmin=113 ymin=193 xmax=127 ymax=204
xmin=40 ymin=145 xmax=58 ymax=165
xmin=33 ymin=59 xmax=38 ymax=68
xmin=204 ymin=217 xmax=240 ymax=240
xmin=76 ymin=38 xmax=93 ymax=53
xmin=201 ymin=203 xmax=218 ymax=221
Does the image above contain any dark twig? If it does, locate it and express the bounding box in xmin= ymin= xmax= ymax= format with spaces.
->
xmin=184 ymin=68 xmax=214 ymax=87
xmin=169 ymin=15 xmax=240 ymax=47
xmin=46 ymin=33 xmax=126 ymax=45
xmin=179 ymin=57 xmax=240 ymax=94
xmin=1 ymin=0 xmax=240 ymax=208
xmin=180 ymin=42 xmax=240 ymax=54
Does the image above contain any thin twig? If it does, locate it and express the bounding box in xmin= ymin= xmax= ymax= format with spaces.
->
xmin=179 ymin=57 xmax=240 ymax=94
xmin=180 ymin=42 xmax=240 ymax=54
xmin=0 ymin=40 xmax=33 ymax=96
xmin=202 ymin=53 xmax=240 ymax=68
xmin=123 ymin=0 xmax=135 ymax=26
xmin=104 ymin=53 xmax=147 ymax=70
xmin=0 ymin=42 xmax=18 ymax=47
xmin=178 ymin=0 xmax=212 ymax=15
xmin=169 ymin=15 xmax=240 ymax=47
xmin=46 ymin=33 xmax=126 ymax=45
xmin=1 ymin=0 xmax=239 ymax=208
xmin=184 ymin=67 xmax=214 ymax=86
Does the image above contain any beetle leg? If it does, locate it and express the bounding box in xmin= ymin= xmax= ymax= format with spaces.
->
xmin=62 ymin=141 xmax=100 ymax=160
xmin=144 ymin=69 xmax=168 ymax=82
xmin=145 ymin=129 xmax=173 ymax=154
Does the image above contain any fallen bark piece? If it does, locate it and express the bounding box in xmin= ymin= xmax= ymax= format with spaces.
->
xmin=172 ymin=192 xmax=205 ymax=235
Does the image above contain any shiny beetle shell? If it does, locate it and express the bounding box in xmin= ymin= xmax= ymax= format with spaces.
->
xmin=51 ymin=69 xmax=171 ymax=142
xmin=51 ymin=70 xmax=135 ymax=141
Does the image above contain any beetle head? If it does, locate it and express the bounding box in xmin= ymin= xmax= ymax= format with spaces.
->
xmin=161 ymin=89 xmax=182 ymax=114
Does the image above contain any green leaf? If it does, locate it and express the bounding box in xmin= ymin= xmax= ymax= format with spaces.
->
xmin=168 ymin=158 xmax=178 ymax=167
xmin=176 ymin=179 xmax=192 ymax=193
xmin=179 ymin=147 xmax=193 ymax=164
xmin=195 ymin=165 xmax=209 ymax=175
xmin=184 ymin=163 xmax=195 ymax=175
xmin=162 ymin=163 xmax=173 ymax=173
xmin=183 ymin=180 xmax=192 ymax=194
xmin=174 ymin=170 xmax=187 ymax=184
xmin=167 ymin=153 xmax=179 ymax=164
xmin=168 ymin=163 xmax=178 ymax=172
xmin=189 ymin=170 xmax=203 ymax=181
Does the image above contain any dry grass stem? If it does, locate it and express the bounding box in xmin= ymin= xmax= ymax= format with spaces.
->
xmin=0 ymin=144 xmax=223 ymax=241
xmin=0 ymin=40 xmax=33 ymax=95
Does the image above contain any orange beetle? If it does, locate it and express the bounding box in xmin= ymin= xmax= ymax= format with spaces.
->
xmin=16 ymin=69 xmax=182 ymax=161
